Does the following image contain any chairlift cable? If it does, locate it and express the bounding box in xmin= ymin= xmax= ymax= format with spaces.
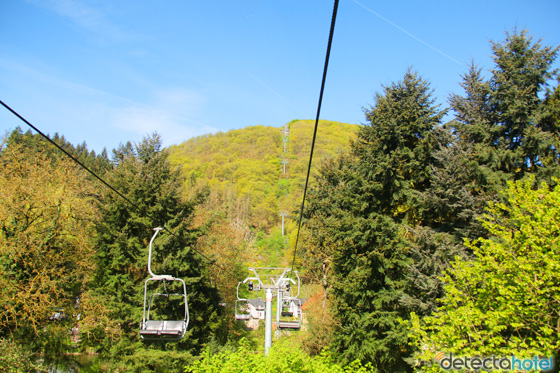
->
xmin=290 ymin=0 xmax=339 ymax=273
xmin=0 ymin=99 xmax=142 ymax=213
xmin=0 ymin=99 xmax=238 ymax=279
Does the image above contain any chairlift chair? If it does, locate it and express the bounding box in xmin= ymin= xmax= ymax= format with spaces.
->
xmin=277 ymin=297 xmax=302 ymax=329
xmin=139 ymin=228 xmax=189 ymax=340
xmin=234 ymin=280 xmax=266 ymax=321
xmin=277 ymin=272 xmax=302 ymax=329
xmin=234 ymin=299 xmax=252 ymax=320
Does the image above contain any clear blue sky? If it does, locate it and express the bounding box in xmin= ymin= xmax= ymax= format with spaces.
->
xmin=1 ymin=0 xmax=559 ymax=153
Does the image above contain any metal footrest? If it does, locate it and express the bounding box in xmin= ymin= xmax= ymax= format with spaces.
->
xmin=278 ymin=321 xmax=301 ymax=329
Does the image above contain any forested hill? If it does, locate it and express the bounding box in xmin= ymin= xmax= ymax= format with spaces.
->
xmin=168 ymin=119 xmax=359 ymax=232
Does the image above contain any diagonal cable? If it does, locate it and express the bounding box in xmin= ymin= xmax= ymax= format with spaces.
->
xmin=0 ymin=99 xmax=236 ymax=278
xmin=290 ymin=0 xmax=339 ymax=272
xmin=1 ymin=99 xmax=143 ymax=213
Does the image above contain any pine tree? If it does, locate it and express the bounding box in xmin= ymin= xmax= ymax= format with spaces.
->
xmin=353 ymin=70 xmax=445 ymax=222
xmin=6 ymin=126 xmax=111 ymax=176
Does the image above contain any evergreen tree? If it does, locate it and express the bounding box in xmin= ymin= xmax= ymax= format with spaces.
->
xmin=449 ymin=29 xmax=559 ymax=179
xmin=5 ymin=126 xmax=111 ymax=176
xmin=88 ymin=133 xmax=220 ymax=369
xmin=448 ymin=63 xmax=496 ymax=147
xmin=353 ymin=70 xmax=444 ymax=222
xmin=303 ymin=71 xmax=446 ymax=372
xmin=490 ymin=30 xmax=558 ymax=174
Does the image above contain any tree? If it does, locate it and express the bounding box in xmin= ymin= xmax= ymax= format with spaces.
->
xmin=302 ymin=71 xmax=446 ymax=372
xmin=410 ymin=176 xmax=560 ymax=369
xmin=6 ymin=126 xmax=111 ymax=176
xmin=449 ymin=29 xmax=559 ymax=178
xmin=353 ymin=70 xmax=445 ymax=221
xmin=87 ymin=133 xmax=220 ymax=369
xmin=0 ymin=142 xmax=99 ymax=366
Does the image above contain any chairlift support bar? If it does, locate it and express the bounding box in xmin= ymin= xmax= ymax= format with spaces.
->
xmin=246 ymin=267 xmax=296 ymax=290
xmin=148 ymin=227 xmax=172 ymax=280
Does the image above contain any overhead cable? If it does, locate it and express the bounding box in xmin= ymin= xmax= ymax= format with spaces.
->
xmin=0 ymin=99 xmax=231 ymax=277
xmin=290 ymin=0 xmax=339 ymax=272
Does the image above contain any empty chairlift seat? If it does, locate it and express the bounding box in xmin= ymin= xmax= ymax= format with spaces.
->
xmin=235 ymin=299 xmax=251 ymax=320
xmin=140 ymin=320 xmax=187 ymax=338
xmin=235 ymin=299 xmax=265 ymax=320
xmin=139 ymin=228 xmax=189 ymax=341
xmin=277 ymin=298 xmax=302 ymax=329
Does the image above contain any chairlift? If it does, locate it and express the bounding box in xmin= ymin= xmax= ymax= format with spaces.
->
xmin=235 ymin=299 xmax=251 ymax=320
xmin=234 ymin=280 xmax=265 ymax=321
xmin=277 ymin=271 xmax=302 ymax=330
xmin=277 ymin=297 xmax=302 ymax=329
xmin=139 ymin=228 xmax=189 ymax=340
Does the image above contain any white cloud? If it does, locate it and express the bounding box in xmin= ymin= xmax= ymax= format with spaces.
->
xmin=26 ymin=0 xmax=135 ymax=42
xmin=111 ymin=88 xmax=218 ymax=147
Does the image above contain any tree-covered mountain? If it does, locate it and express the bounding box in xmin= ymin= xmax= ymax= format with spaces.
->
xmin=168 ymin=119 xmax=359 ymax=234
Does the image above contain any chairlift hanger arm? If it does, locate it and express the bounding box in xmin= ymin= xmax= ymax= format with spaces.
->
xmin=148 ymin=227 xmax=174 ymax=279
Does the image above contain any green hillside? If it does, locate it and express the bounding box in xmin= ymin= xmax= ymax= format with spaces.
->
xmin=168 ymin=119 xmax=359 ymax=233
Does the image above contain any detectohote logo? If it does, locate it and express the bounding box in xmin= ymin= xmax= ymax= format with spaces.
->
xmin=435 ymin=352 xmax=554 ymax=371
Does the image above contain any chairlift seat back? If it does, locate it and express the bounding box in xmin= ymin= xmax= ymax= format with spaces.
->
xmin=140 ymin=320 xmax=187 ymax=339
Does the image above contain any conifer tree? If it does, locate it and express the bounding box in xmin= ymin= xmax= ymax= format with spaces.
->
xmin=449 ymin=29 xmax=559 ymax=179
xmin=6 ymin=126 xmax=111 ymax=175
xmin=490 ymin=30 xmax=558 ymax=174
xmin=88 ymin=133 xmax=220 ymax=368
xmin=304 ymin=71 xmax=445 ymax=372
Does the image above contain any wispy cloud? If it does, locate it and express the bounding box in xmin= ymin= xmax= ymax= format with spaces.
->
xmin=352 ymin=0 xmax=463 ymax=65
xmin=111 ymin=88 xmax=218 ymax=146
xmin=26 ymin=0 xmax=135 ymax=42
xmin=1 ymin=57 xmax=216 ymax=147
xmin=0 ymin=57 xmax=137 ymax=104
xmin=248 ymin=73 xmax=308 ymax=118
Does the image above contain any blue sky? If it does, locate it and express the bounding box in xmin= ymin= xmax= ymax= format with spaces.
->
xmin=1 ymin=0 xmax=559 ymax=153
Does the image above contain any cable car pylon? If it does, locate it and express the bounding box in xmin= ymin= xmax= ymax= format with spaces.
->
xmin=235 ymin=267 xmax=303 ymax=355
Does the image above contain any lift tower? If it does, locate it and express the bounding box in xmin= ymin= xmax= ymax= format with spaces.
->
xmin=236 ymin=267 xmax=301 ymax=355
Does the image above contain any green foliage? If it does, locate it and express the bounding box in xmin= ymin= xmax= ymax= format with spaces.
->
xmin=355 ymin=69 xmax=445 ymax=217
xmin=168 ymin=121 xmax=357 ymax=233
xmin=410 ymin=176 xmax=560 ymax=368
xmin=0 ymin=338 xmax=43 ymax=372
xmin=449 ymin=29 xmax=559 ymax=178
xmin=169 ymin=126 xmax=283 ymax=230
xmin=185 ymin=338 xmax=374 ymax=373
xmin=6 ymin=126 xmax=111 ymax=176
xmin=88 ymin=133 xmax=221 ymax=368
xmin=0 ymin=142 xmax=99 ymax=361
xmin=254 ymin=228 xmax=286 ymax=267
xmin=107 ymin=347 xmax=195 ymax=373
xmin=302 ymin=71 xmax=446 ymax=372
